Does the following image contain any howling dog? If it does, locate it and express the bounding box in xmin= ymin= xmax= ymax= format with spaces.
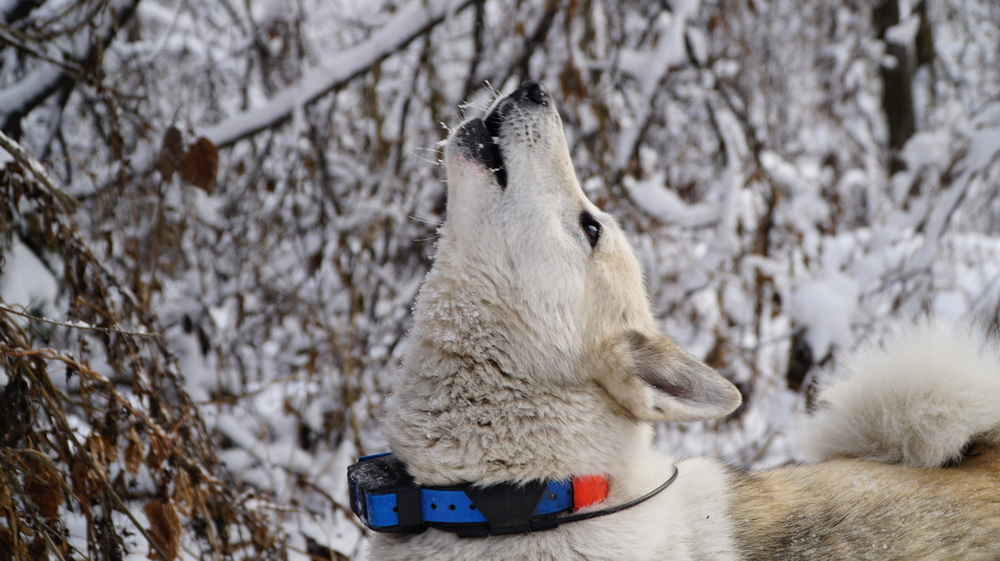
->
xmin=349 ymin=81 xmax=1000 ymax=560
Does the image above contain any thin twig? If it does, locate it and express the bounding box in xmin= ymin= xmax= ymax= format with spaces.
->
xmin=0 ymin=303 xmax=164 ymax=339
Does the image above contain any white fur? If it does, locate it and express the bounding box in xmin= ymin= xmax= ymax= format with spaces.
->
xmin=796 ymin=319 xmax=1000 ymax=468
xmin=372 ymin=82 xmax=1000 ymax=560
xmin=376 ymin=83 xmax=742 ymax=560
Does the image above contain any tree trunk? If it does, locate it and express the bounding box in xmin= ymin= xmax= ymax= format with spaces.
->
xmin=874 ymin=0 xmax=916 ymax=172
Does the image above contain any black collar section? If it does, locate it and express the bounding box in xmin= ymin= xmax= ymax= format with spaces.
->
xmin=347 ymin=453 xmax=680 ymax=537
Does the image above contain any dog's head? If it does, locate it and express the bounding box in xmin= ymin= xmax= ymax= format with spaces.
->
xmin=432 ymin=81 xmax=740 ymax=423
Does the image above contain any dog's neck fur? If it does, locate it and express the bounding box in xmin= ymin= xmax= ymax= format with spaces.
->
xmin=381 ymin=81 xmax=741 ymax=500
xmin=385 ymin=256 xmax=649 ymax=488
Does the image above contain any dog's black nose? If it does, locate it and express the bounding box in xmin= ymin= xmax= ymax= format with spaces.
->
xmin=514 ymin=81 xmax=549 ymax=106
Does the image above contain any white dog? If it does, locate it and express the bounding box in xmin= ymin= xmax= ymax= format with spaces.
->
xmin=351 ymin=81 xmax=1000 ymax=560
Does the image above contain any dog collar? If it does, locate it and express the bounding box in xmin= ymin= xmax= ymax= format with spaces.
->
xmin=347 ymin=453 xmax=678 ymax=537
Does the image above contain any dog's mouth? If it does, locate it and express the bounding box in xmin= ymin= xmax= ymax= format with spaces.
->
xmin=449 ymin=82 xmax=555 ymax=191
xmin=453 ymin=103 xmax=508 ymax=189
xmin=483 ymin=107 xmax=507 ymax=188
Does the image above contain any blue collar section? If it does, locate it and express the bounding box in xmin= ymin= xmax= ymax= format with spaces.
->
xmin=348 ymin=453 xmax=574 ymax=536
xmin=364 ymin=478 xmax=573 ymax=527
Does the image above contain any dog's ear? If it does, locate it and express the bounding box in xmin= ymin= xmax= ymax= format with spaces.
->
xmin=594 ymin=330 xmax=742 ymax=422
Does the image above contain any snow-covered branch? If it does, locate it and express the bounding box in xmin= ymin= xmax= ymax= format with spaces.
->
xmin=0 ymin=0 xmax=140 ymax=135
xmin=202 ymin=0 xmax=475 ymax=148
xmin=0 ymin=127 xmax=76 ymax=208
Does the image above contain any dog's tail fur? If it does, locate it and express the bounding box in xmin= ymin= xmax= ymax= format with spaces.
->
xmin=795 ymin=319 xmax=1000 ymax=468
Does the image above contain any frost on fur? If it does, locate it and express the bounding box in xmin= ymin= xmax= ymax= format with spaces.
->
xmin=795 ymin=320 xmax=1000 ymax=468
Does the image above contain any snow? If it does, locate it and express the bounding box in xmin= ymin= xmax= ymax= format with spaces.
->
xmin=973 ymin=103 xmax=1000 ymax=128
xmin=4 ymin=0 xmax=1000 ymax=559
xmin=899 ymin=129 xmax=951 ymax=174
xmin=0 ymin=65 xmax=64 ymax=117
xmin=625 ymin=172 xmax=719 ymax=226
xmin=613 ymin=1 xmax=701 ymax=172
xmin=885 ymin=14 xmax=920 ymax=46
xmin=0 ymin=236 xmax=59 ymax=318
xmin=0 ymin=0 xmax=21 ymax=19
xmin=0 ymin=0 xmax=138 ymax=126
xmin=965 ymin=126 xmax=1000 ymax=174
xmin=712 ymin=106 xmax=747 ymax=257
xmin=790 ymin=273 xmax=860 ymax=360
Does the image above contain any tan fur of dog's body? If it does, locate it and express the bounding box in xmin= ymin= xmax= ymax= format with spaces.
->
xmin=731 ymin=447 xmax=1000 ymax=560
xmin=370 ymin=82 xmax=1000 ymax=560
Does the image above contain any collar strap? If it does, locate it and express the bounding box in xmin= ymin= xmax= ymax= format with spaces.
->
xmin=347 ymin=453 xmax=678 ymax=537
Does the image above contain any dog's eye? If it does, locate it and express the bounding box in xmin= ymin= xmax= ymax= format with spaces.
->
xmin=580 ymin=212 xmax=602 ymax=249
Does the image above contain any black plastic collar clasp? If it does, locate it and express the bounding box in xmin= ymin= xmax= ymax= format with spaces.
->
xmin=348 ymin=453 xmax=426 ymax=533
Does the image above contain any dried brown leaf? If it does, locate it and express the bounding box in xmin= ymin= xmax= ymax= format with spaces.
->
xmin=22 ymin=455 xmax=63 ymax=520
xmin=125 ymin=427 xmax=144 ymax=475
xmin=146 ymin=431 xmax=172 ymax=470
xmin=143 ymin=499 xmax=181 ymax=561
xmin=70 ymin=450 xmax=100 ymax=505
xmin=157 ymin=127 xmax=185 ymax=180
xmin=180 ymin=137 xmax=219 ymax=193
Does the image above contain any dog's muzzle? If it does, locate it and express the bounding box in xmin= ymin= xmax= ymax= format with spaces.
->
xmin=450 ymin=81 xmax=552 ymax=190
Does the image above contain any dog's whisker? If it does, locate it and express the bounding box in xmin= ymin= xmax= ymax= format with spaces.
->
xmin=408 ymin=214 xmax=441 ymax=226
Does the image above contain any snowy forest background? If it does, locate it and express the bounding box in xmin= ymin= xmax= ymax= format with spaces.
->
xmin=1 ymin=0 xmax=999 ymax=559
